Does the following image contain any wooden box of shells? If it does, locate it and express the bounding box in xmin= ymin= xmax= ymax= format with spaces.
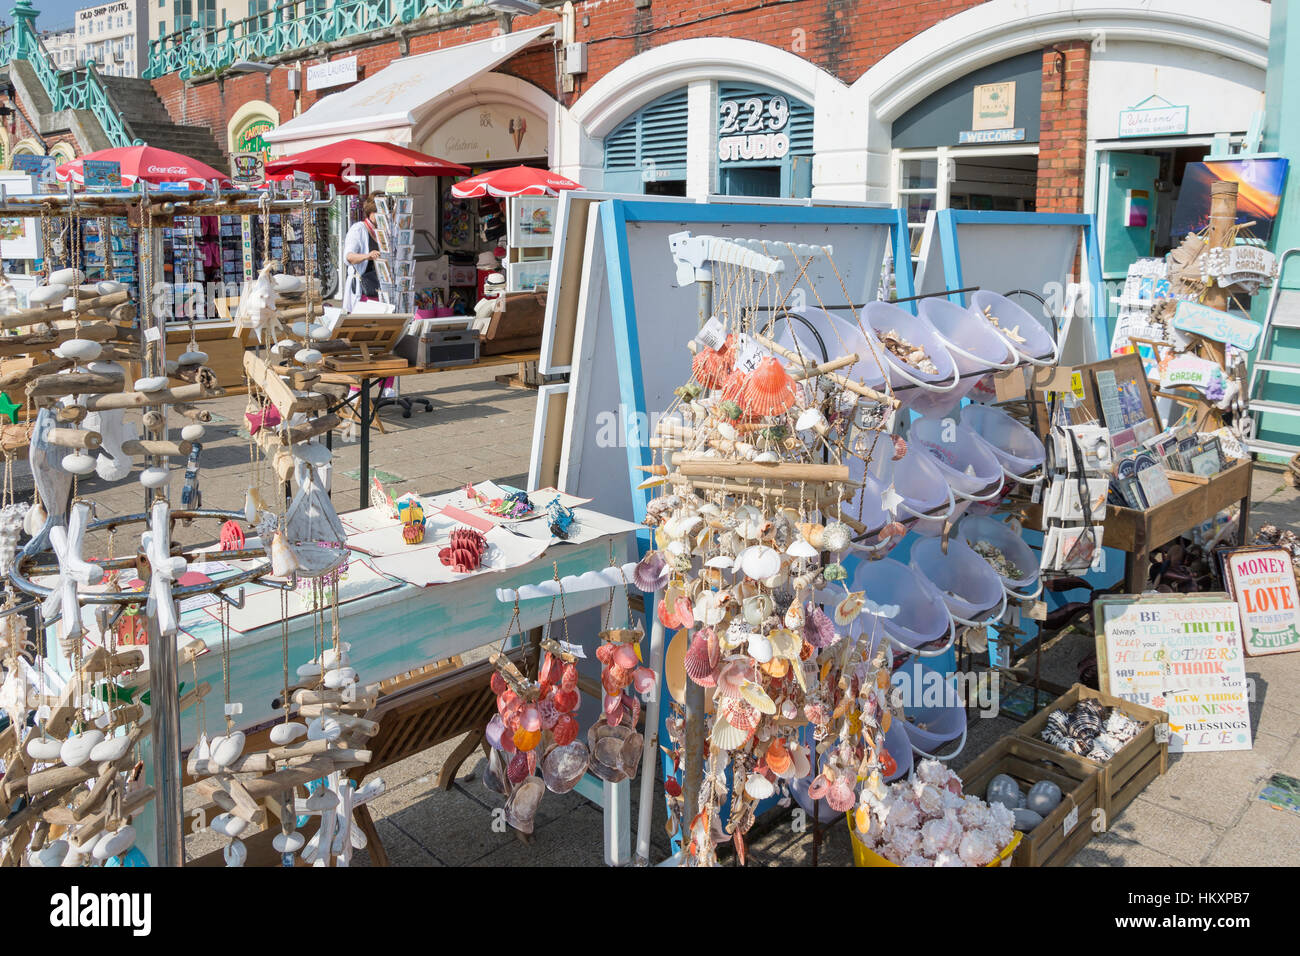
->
xmin=958 ymin=737 xmax=1102 ymax=868
xmin=1016 ymin=683 xmax=1168 ymax=826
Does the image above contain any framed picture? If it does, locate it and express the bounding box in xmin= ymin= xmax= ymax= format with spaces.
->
xmin=513 ymin=196 xmax=557 ymax=249
xmin=1219 ymin=546 xmax=1300 ymax=656
xmin=1189 ymin=437 xmax=1223 ymax=477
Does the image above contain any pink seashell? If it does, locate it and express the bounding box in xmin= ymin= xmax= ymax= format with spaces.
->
xmin=891 ymin=435 xmax=907 ymax=460
xmin=803 ymin=603 xmax=837 ymax=648
xmin=826 ymin=777 xmax=856 ymax=813
xmin=520 ymin=704 xmax=541 ymax=733
xmin=806 ymin=773 xmax=830 ymax=800
xmin=675 ymin=596 xmax=694 ymax=625
xmin=595 ymin=643 xmax=617 ymax=665
xmin=486 ymin=714 xmax=507 ymax=750
xmin=633 ymin=551 xmax=671 ymax=592
xmin=880 ymin=521 xmax=907 ymax=540
xmin=604 ymin=693 xmax=623 ymax=726
xmin=958 ymin=829 xmax=997 ymax=866
xmin=499 ymin=725 xmax=516 ymax=754
xmin=719 ymin=696 xmax=760 ymax=734
xmin=632 ymin=666 xmax=656 ymax=695
xmin=921 ymin=811 xmax=963 ymax=856
xmin=622 ymin=693 xmax=641 ymax=729
xmin=613 ymin=643 xmax=638 ymax=670
xmin=506 ymin=750 xmax=531 ymax=784
xmin=683 ymin=632 xmax=719 ymax=687
xmin=715 ymin=659 xmax=751 ymax=698
xmin=537 ymin=698 xmax=559 ymax=731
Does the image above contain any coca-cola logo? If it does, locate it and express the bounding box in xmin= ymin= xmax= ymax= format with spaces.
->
xmin=145 ymin=165 xmax=191 ymax=174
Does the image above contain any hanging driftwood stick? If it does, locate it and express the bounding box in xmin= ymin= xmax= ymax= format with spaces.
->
xmin=44 ymin=428 xmax=102 ymax=451
xmin=0 ymin=359 xmax=74 ymax=390
xmin=172 ymin=402 xmax=211 ymax=423
xmin=121 ymin=439 xmax=192 ymax=458
xmin=672 ymin=458 xmax=850 ymax=483
xmin=56 ymin=405 xmax=88 ymax=424
xmin=282 ymin=414 xmax=340 ymax=444
xmin=752 ymin=332 xmax=900 ymax=408
xmin=83 ymin=382 xmax=220 ymax=410
xmin=27 ymin=370 xmax=126 ymax=398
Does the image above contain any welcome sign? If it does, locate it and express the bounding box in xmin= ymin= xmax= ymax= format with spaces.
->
xmin=1222 ymin=547 xmax=1300 ymax=657
xmin=1097 ymin=594 xmax=1251 ymax=754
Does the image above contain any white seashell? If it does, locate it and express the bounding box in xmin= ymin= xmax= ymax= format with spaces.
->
xmin=786 ymin=539 xmax=819 ymax=559
xmin=717 ymin=421 xmax=737 ymax=441
xmin=140 ymin=466 xmax=169 ymax=488
xmin=92 ymin=825 xmax=135 ymax=861
xmin=273 ymin=831 xmax=305 ymax=854
xmin=54 ymin=339 xmax=102 ymax=361
xmin=177 ymin=350 xmax=208 ymax=366
xmin=323 ymin=666 xmax=356 ymax=689
xmin=181 ymin=424 xmax=205 ymax=442
xmin=25 ymin=501 xmax=47 ymax=537
xmin=244 ymin=489 xmax=257 ymax=525
xmin=209 ymin=813 xmax=249 ymax=838
xmin=296 ymin=661 xmax=322 ymax=679
xmin=745 ymin=773 xmax=776 ymax=800
xmin=29 ymin=284 xmax=68 ymax=305
xmin=320 ymin=647 xmax=350 ymax=668
xmin=270 ymin=531 xmax=300 ymax=577
xmin=50 ymin=268 xmax=86 ymax=287
xmin=210 ymin=731 xmax=246 ymax=769
xmin=295 ymin=348 xmax=323 ymax=366
xmin=60 ymin=730 xmax=104 ymax=768
xmin=269 ymin=721 xmax=308 ymax=745
xmin=747 ymin=631 xmax=773 ymax=663
xmin=753 ymin=451 xmax=779 ymax=463
xmin=796 ymin=407 xmax=827 ymax=432
xmin=307 ymin=716 xmax=343 ymax=741
xmin=88 ymin=735 xmax=132 ymax=763
xmin=710 ymin=717 xmax=749 ymax=751
xmin=26 ymin=736 xmax=62 ymax=761
xmin=195 ymin=733 xmax=211 ymax=760
xmin=223 ymin=839 xmax=247 ymax=867
xmin=705 ymin=555 xmax=733 ymax=569
xmin=31 ymin=840 xmax=69 ymax=867
xmin=96 ymin=280 xmax=126 ymax=294
xmin=735 ymin=442 xmax=756 ymax=460
xmin=61 ymin=453 xmax=96 ymax=475
xmin=741 ymin=546 xmax=781 ymax=580
xmin=134 ymin=376 xmax=169 ymax=392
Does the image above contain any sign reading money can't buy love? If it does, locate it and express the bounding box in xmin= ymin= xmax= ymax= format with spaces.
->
xmin=1222 ymin=547 xmax=1300 ymax=657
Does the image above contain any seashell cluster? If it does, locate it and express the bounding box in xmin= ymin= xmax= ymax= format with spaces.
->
xmin=853 ymin=759 xmax=1017 ymax=866
xmin=1039 ymin=700 xmax=1142 ymax=761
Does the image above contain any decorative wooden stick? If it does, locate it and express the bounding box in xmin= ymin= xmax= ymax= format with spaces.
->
xmin=672 ymin=458 xmax=850 ymax=483
xmin=752 ymin=332 xmax=899 ymax=408
xmin=27 ymin=370 xmax=126 ymax=398
xmin=83 ymin=382 xmax=221 ymax=411
xmin=121 ymin=439 xmax=192 ymax=458
xmin=45 ymin=428 xmax=102 ymax=451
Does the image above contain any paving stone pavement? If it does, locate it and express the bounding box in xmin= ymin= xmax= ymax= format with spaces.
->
xmin=20 ymin=370 xmax=1294 ymax=867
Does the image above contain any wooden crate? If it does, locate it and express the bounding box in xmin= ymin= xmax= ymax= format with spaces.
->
xmin=1023 ymin=459 xmax=1252 ymax=552
xmin=1016 ymin=683 xmax=1168 ymax=826
xmin=958 ymin=736 xmax=1102 ymax=867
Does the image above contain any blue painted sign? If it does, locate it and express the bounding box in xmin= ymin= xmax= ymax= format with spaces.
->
xmin=82 ymin=159 xmax=122 ymax=192
xmin=1172 ymin=300 xmax=1263 ymax=351
xmin=11 ymin=153 xmax=55 ymax=184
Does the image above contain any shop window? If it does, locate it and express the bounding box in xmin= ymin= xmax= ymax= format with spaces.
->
xmin=602 ymin=89 xmax=689 ymax=195
xmin=715 ymin=83 xmax=814 ymax=199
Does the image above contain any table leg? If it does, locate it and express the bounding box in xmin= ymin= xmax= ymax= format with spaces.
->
xmin=437 ymin=729 xmax=487 ymax=791
xmin=360 ymin=378 xmax=370 ymax=510
xmin=1126 ymin=548 xmax=1149 ymax=593
xmin=354 ymin=804 xmax=389 ymax=867
xmin=1237 ymin=493 xmax=1252 ymax=545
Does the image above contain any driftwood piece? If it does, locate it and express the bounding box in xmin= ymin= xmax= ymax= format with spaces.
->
xmin=27 ymin=370 xmax=126 ymax=398
xmin=0 ymin=358 xmax=74 ymax=391
xmin=172 ymin=402 xmax=212 ymax=423
xmin=121 ymin=439 xmax=192 ymax=458
xmin=45 ymin=428 xmax=102 ymax=451
xmin=83 ymin=382 xmax=221 ymax=411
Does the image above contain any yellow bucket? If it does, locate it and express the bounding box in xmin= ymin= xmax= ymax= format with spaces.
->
xmin=847 ymin=815 xmax=1022 ymax=867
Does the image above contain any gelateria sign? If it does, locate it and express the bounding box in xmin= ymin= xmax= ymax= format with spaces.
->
xmin=234 ymin=118 xmax=276 ymax=159
xmin=718 ymin=93 xmax=791 ymax=163
xmin=426 ymin=105 xmax=546 ymax=164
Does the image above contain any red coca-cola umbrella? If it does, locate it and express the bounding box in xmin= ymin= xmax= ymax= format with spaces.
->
xmin=262 ymin=170 xmax=360 ymax=195
xmin=55 ymin=145 xmax=229 ymax=188
xmin=450 ymin=165 xmax=582 ymax=198
xmin=263 ymin=139 xmax=468 ymax=179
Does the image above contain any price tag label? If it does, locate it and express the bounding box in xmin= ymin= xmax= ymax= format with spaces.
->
xmin=62 ymin=296 xmax=77 ymax=312
xmin=559 ymin=640 xmax=587 ymax=660
xmin=145 ymin=327 xmax=162 ymax=343
xmin=694 ymin=315 xmax=726 ymax=352
xmin=1062 ymin=804 xmax=1079 ymax=836
xmin=732 ymin=333 xmax=765 ymax=375
xmin=1031 ymin=480 xmax=1044 ymax=504
xmin=1155 ymin=722 xmax=1170 ymax=744
xmin=35 ymin=704 xmax=51 ymax=722
xmin=224 ymin=702 xmax=243 ymax=717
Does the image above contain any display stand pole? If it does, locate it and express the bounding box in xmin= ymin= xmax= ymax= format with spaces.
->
xmin=680 ymin=279 xmax=711 ymax=850
xmin=635 ymin=596 xmax=665 ymax=865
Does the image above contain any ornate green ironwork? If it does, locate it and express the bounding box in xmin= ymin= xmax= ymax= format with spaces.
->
xmin=7 ymin=1 xmax=144 ymax=148
xmin=145 ymin=0 xmax=476 ymax=79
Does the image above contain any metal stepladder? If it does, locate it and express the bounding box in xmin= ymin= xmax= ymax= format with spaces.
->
xmin=1245 ymin=247 xmax=1300 ymax=458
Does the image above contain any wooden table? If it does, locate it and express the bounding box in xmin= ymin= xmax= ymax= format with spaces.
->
xmin=1025 ymin=460 xmax=1253 ymax=591
xmin=297 ymin=352 xmax=541 ymax=509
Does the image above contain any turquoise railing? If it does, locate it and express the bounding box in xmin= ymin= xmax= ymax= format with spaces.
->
xmin=6 ymin=4 xmax=143 ymax=148
xmin=0 ymin=26 xmax=15 ymax=65
xmin=145 ymin=0 xmax=478 ymax=79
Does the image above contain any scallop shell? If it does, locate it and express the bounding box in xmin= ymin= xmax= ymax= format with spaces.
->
xmin=542 ymin=741 xmax=590 ymax=793
xmin=834 ymin=590 xmax=866 ymax=626
xmin=709 ymin=716 xmax=750 ymax=751
xmin=683 ymin=629 xmax=719 ymax=687
xmin=719 ymin=696 xmax=760 ymax=733
xmin=741 ymin=545 xmax=781 ymax=580
xmin=632 ymin=551 xmax=670 ymax=592
xmin=738 ymin=679 xmax=777 ymax=715
xmin=504 ymin=777 xmax=545 ymax=834
xmin=825 ymin=777 xmax=856 ymax=812
xmin=745 ymin=773 xmax=776 ymax=800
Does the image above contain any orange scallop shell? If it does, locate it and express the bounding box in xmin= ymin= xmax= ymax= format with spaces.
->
xmin=691 ymin=334 xmax=736 ymax=390
xmin=764 ymin=738 xmax=792 ymax=776
xmin=740 ymin=357 xmax=797 ymax=417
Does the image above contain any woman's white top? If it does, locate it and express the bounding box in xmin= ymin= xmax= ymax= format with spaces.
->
xmin=341 ymin=219 xmax=374 ymax=313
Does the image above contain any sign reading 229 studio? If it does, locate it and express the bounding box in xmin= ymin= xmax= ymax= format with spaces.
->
xmin=718 ymin=94 xmax=791 ymax=162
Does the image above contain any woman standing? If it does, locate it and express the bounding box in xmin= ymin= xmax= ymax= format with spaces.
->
xmin=341 ymin=193 xmax=382 ymax=313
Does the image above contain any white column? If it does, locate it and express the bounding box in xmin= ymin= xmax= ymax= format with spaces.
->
xmin=686 ymin=79 xmax=716 ymax=200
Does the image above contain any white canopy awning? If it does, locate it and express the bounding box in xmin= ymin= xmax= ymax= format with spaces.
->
xmin=265 ymin=25 xmax=554 ymax=148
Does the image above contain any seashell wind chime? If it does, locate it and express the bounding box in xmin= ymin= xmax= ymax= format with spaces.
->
xmin=0 ymin=186 xmax=364 ymax=867
xmin=646 ymin=234 xmax=911 ymax=865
